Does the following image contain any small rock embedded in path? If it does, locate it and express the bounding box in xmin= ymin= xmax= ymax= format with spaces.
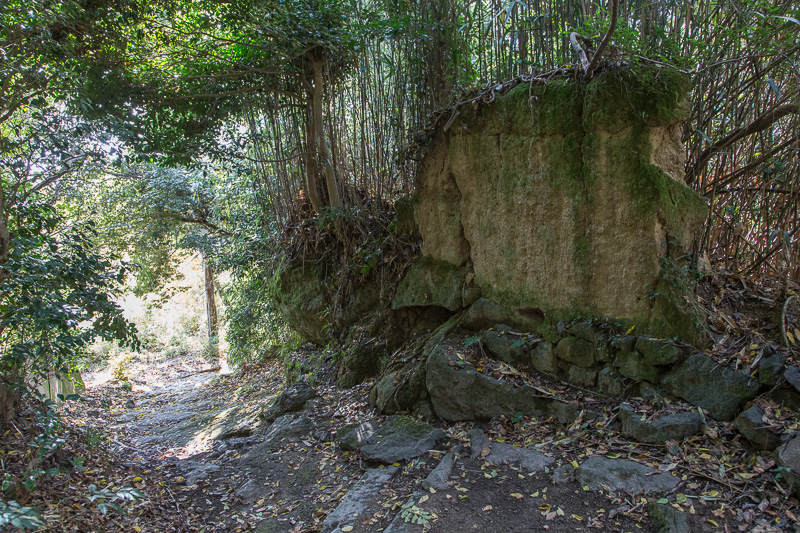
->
xmin=579 ymin=456 xmax=680 ymax=494
xmin=337 ymin=420 xmax=379 ymax=451
xmin=468 ymin=428 xmax=554 ymax=472
xmin=734 ymin=405 xmax=782 ymax=451
xmin=618 ymin=403 xmax=703 ymax=445
xmin=321 ymin=466 xmax=398 ymax=533
xmin=241 ymin=414 xmax=313 ymax=463
xmin=357 ymin=415 xmax=445 ymax=464
xmin=422 ymin=447 xmax=461 ymax=491
xmin=177 ymin=461 xmax=221 ymax=487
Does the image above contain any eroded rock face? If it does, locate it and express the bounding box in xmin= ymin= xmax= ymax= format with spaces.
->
xmin=402 ymin=66 xmax=708 ymax=344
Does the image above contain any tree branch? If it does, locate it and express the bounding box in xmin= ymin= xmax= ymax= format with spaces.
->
xmin=178 ymin=216 xmax=231 ymax=237
xmin=585 ymin=0 xmax=619 ymax=79
xmin=569 ymin=33 xmax=590 ymax=71
xmin=688 ymin=102 xmax=799 ymax=183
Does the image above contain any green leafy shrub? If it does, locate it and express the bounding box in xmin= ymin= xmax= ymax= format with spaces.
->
xmin=0 ymin=201 xmax=138 ymax=420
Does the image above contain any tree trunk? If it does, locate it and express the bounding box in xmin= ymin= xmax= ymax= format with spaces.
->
xmin=0 ymin=192 xmax=10 ymax=287
xmin=0 ymin=367 xmax=20 ymax=423
xmin=200 ymin=250 xmax=219 ymax=361
xmin=311 ymin=58 xmax=341 ymax=210
xmin=304 ymin=107 xmax=323 ymax=214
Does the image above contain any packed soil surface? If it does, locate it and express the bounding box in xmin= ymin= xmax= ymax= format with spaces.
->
xmin=40 ymin=346 xmax=791 ymax=533
xmin=6 ymin=272 xmax=800 ymax=532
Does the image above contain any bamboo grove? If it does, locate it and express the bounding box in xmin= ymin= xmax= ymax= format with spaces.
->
xmin=177 ymin=0 xmax=800 ymax=282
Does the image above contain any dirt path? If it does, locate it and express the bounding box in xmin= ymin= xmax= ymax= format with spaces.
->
xmin=73 ymin=352 xmax=784 ymax=532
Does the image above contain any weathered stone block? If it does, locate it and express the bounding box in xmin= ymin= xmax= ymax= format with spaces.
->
xmin=597 ymin=368 xmax=625 ymax=397
xmin=414 ymin=66 xmax=707 ymax=344
xmin=615 ymin=351 xmax=661 ymax=383
xmin=568 ymin=322 xmax=596 ymax=343
xmin=619 ymin=404 xmax=703 ymax=444
xmin=268 ymin=264 xmax=328 ymax=344
xmin=635 ymin=336 xmax=682 ymax=366
xmin=567 ymin=366 xmax=597 ymax=387
xmin=392 ymin=255 xmax=466 ymax=311
xmin=359 ymin=415 xmax=444 ymax=464
xmin=612 ymin=335 xmax=637 ymax=353
xmin=579 ymin=456 xmax=680 ymax=494
xmin=758 ymin=352 xmax=786 ymax=386
xmin=481 ymin=330 xmax=528 ymax=367
xmin=555 ymin=337 xmax=595 ymax=368
xmin=530 ymin=342 xmax=558 ymax=374
xmin=733 ymin=405 xmax=781 ymax=451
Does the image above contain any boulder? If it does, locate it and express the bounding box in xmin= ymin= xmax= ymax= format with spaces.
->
xmin=612 ymin=335 xmax=637 ymax=353
xmin=484 ymin=442 xmax=554 ymax=473
xmin=554 ymin=337 xmax=595 ymax=368
xmin=660 ymin=353 xmax=760 ymax=421
xmin=337 ymin=420 xmax=379 ymax=451
xmin=635 ymin=337 xmax=682 ymax=366
xmin=769 ymin=386 xmax=800 ymax=412
xmin=619 ymin=404 xmax=703 ymax=445
xmin=468 ymin=429 xmax=554 ymax=472
xmin=260 ymin=414 xmax=313 ymax=447
xmin=567 ymin=366 xmax=597 ymax=387
xmin=481 ymin=330 xmax=528 ymax=367
xmin=647 ymin=502 xmax=690 ymax=533
xmin=757 ymin=350 xmax=786 ymax=386
xmin=597 ymin=368 xmax=625 ymax=397
xmin=568 ymin=322 xmax=596 ymax=344
xmin=260 ymin=382 xmax=318 ymax=423
xmin=370 ymin=363 xmax=428 ymax=415
xmin=784 ymin=366 xmax=800 ymax=393
xmin=733 ymin=405 xmax=781 ymax=451
xmin=578 ymin=456 xmax=680 ymax=494
xmin=268 ymin=264 xmax=328 ymax=344
xmin=530 ymin=341 xmax=558 ymax=374
xmin=426 ymin=346 xmax=578 ymax=423
xmin=615 ymin=350 xmax=661 ymax=383
xmin=359 ymin=415 xmax=444 ymax=464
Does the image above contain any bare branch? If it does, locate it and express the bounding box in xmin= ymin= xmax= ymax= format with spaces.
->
xmin=569 ymin=33 xmax=590 ymax=72
xmin=689 ymin=102 xmax=799 ymax=183
xmin=585 ymin=0 xmax=619 ymax=80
